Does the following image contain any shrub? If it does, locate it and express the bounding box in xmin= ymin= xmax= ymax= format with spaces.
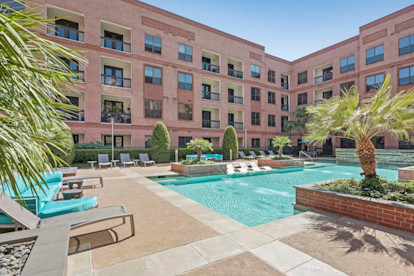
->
xmin=179 ymin=160 xmax=215 ymax=165
xmin=73 ymin=149 xmax=150 ymax=163
xmin=186 ymin=139 xmax=213 ymax=161
xmin=48 ymin=127 xmax=75 ymax=166
xmin=222 ymin=126 xmax=238 ymax=160
xmin=150 ymin=122 xmax=171 ymax=163
xmin=74 ymin=141 xmax=109 ymax=149
xmin=272 ymin=136 xmax=291 ymax=157
xmin=271 ymin=156 xmax=293 ymax=160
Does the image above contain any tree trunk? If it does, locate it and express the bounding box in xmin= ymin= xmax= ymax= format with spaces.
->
xmin=332 ymin=137 xmax=337 ymax=157
xmin=278 ymin=146 xmax=282 ymax=157
xmin=197 ymin=147 xmax=202 ymax=162
xmin=355 ymin=137 xmax=377 ymax=178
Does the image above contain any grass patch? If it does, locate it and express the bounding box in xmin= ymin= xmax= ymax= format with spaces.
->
xmin=179 ymin=160 xmax=215 ymax=165
xmin=315 ymin=176 xmax=414 ymax=204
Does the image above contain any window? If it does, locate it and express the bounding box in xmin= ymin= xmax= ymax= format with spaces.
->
xmin=268 ymin=115 xmax=275 ymax=127
xmin=366 ymin=45 xmax=384 ymax=65
xmin=251 ymin=64 xmax=260 ymax=78
xmin=178 ymin=73 xmax=193 ymax=90
xmin=103 ymin=30 xmax=124 ymax=51
xmin=178 ymin=104 xmax=193 ymax=120
xmin=144 ymin=33 xmax=161 ymax=54
xmin=371 ymin=136 xmax=385 ymax=149
xmin=60 ymin=57 xmax=83 ymax=81
xmin=145 ymin=100 xmax=162 ymax=118
xmin=366 ymin=74 xmax=384 ymax=92
xmin=399 ymin=34 xmax=414 ymax=55
xmin=54 ymin=19 xmax=80 ymax=41
xmin=268 ymin=92 xmax=276 ymax=104
xmin=251 ymin=112 xmax=260 ymax=125
xmin=144 ymin=66 xmax=162 ymax=85
xmin=281 ymin=116 xmax=288 ymax=132
xmin=340 ymin=138 xmax=355 ymax=148
xmin=297 ymin=71 xmax=307 ymax=84
xmin=398 ymin=66 xmax=414 ymax=86
xmin=178 ymin=136 xmax=192 ymax=148
xmin=267 ymin=70 xmax=275 ymax=82
xmin=340 ymin=81 xmax=355 ymax=93
xmin=268 ymin=139 xmax=273 ymax=150
xmin=178 ymin=43 xmax=192 ymax=61
xmin=340 ymin=56 xmax=355 ymax=72
xmin=0 ymin=0 xmax=24 ymax=13
xmin=72 ymin=134 xmax=79 ymax=144
xmin=104 ymin=135 xmax=124 ymax=148
xmin=251 ymin=87 xmax=260 ymax=101
xmin=103 ymin=66 xmax=124 ymax=87
xmin=297 ymin=92 xmax=307 ymax=105
xmin=251 ymin=138 xmax=260 ymax=148
xmin=145 ymin=135 xmax=151 ymax=149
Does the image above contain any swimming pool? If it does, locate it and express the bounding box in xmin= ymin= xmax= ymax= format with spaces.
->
xmin=154 ymin=163 xmax=398 ymax=227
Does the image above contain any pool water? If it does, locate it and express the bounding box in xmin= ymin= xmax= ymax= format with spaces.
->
xmin=154 ymin=163 xmax=398 ymax=227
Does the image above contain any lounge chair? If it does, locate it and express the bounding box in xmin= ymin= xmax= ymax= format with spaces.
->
xmin=139 ymin=153 xmax=155 ymax=166
xmin=259 ymin=150 xmax=269 ymax=157
xmin=249 ymin=151 xmax=265 ymax=159
xmin=268 ymin=150 xmax=276 ymax=156
xmin=98 ymin=154 xmax=112 ymax=168
xmin=120 ymin=153 xmax=135 ymax=167
xmin=226 ymin=164 xmax=235 ymax=175
xmin=63 ymin=174 xmax=104 ymax=187
xmin=250 ymin=162 xmax=272 ymax=171
xmin=239 ymin=163 xmax=249 ymax=173
xmin=239 ymin=151 xmax=255 ymax=160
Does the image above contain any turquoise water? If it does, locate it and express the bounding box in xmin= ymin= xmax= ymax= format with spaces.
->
xmin=155 ymin=163 xmax=398 ymax=227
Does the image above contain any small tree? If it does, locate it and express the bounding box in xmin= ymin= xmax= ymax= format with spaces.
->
xmin=186 ymin=139 xmax=213 ymax=162
xmin=150 ymin=122 xmax=170 ymax=163
xmin=272 ymin=136 xmax=292 ymax=157
xmin=223 ymin=126 xmax=238 ymax=160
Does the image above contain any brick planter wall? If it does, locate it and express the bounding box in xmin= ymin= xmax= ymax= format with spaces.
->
xmin=398 ymin=166 xmax=414 ymax=181
xmin=295 ymin=181 xmax=414 ymax=233
xmin=258 ymin=158 xmax=304 ymax=168
xmin=171 ymin=163 xmax=227 ymax=175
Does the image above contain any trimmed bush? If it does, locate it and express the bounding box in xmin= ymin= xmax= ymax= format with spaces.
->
xmin=73 ymin=149 xmax=150 ymax=164
xmin=222 ymin=126 xmax=238 ymax=160
xmin=150 ymin=122 xmax=171 ymax=163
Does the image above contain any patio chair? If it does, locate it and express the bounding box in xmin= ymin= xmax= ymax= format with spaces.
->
xmin=250 ymin=162 xmax=272 ymax=171
xmin=238 ymin=163 xmax=249 ymax=173
xmin=139 ymin=153 xmax=155 ymax=166
xmin=120 ymin=153 xmax=135 ymax=167
xmin=98 ymin=154 xmax=112 ymax=168
xmin=268 ymin=150 xmax=276 ymax=156
xmin=259 ymin=150 xmax=269 ymax=157
xmin=226 ymin=164 xmax=235 ymax=175
xmin=0 ymin=192 xmax=135 ymax=235
xmin=239 ymin=151 xmax=254 ymax=160
xmin=250 ymin=151 xmax=265 ymax=159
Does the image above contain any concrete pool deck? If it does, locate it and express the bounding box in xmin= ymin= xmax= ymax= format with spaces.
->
xmin=66 ymin=164 xmax=414 ymax=275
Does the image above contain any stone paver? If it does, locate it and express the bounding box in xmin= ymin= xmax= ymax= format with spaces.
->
xmin=253 ymin=221 xmax=299 ymax=239
xmin=226 ymin=228 xmax=274 ymax=249
xmin=67 ymin=251 xmax=93 ymax=276
xmin=206 ymin=218 xmax=248 ymax=234
xmin=96 ymin=257 xmax=155 ymax=276
xmin=286 ymin=259 xmax=348 ymax=276
xmin=191 ymin=235 xmax=245 ymax=262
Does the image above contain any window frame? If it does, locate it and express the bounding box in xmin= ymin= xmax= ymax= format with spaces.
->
xmin=178 ymin=43 xmax=193 ymax=61
xmin=144 ymin=65 xmax=162 ymax=85
xmin=366 ymin=45 xmax=384 ymax=65
xmin=268 ymin=114 xmax=276 ymax=127
xmin=297 ymin=92 xmax=308 ymax=105
xmin=340 ymin=56 xmax=355 ymax=73
xmin=398 ymin=65 xmax=414 ymax=86
xmin=178 ymin=72 xmax=193 ymax=90
xmin=268 ymin=91 xmax=276 ymax=104
xmin=267 ymin=70 xmax=276 ymax=82
xmin=178 ymin=136 xmax=192 ymax=148
xmin=178 ymin=103 xmax=193 ymax=120
xmin=366 ymin=73 xmax=385 ymax=92
xmin=251 ymin=64 xmax=260 ymax=78
xmin=144 ymin=33 xmax=162 ymax=54
xmin=144 ymin=100 xmax=162 ymax=118
xmin=297 ymin=71 xmax=308 ymax=84
xmin=251 ymin=138 xmax=260 ymax=148
xmin=251 ymin=112 xmax=260 ymax=126
xmin=399 ymin=34 xmax=414 ymax=56
xmin=251 ymin=87 xmax=260 ymax=101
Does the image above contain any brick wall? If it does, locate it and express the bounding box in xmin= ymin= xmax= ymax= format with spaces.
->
xmin=296 ymin=184 xmax=414 ymax=233
xmin=398 ymin=166 xmax=414 ymax=181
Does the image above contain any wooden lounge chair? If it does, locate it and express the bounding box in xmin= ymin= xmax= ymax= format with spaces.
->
xmin=98 ymin=154 xmax=112 ymax=168
xmin=120 ymin=153 xmax=135 ymax=167
xmin=139 ymin=153 xmax=155 ymax=166
xmin=238 ymin=151 xmax=254 ymax=160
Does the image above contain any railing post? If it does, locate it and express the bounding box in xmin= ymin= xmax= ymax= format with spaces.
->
xmin=175 ymin=149 xmax=178 ymax=162
xmin=230 ymin=149 xmax=232 ymax=161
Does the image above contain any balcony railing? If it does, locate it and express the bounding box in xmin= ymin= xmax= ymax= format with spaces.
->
xmin=145 ymin=110 xmax=162 ymax=118
xmin=281 ymin=83 xmax=289 ymax=90
xmin=101 ymin=37 xmax=131 ymax=53
xmin=101 ymin=74 xmax=131 ymax=88
xmin=281 ymin=104 xmax=289 ymax=111
xmin=60 ymin=110 xmax=85 ymax=121
xmin=229 ymin=121 xmax=243 ymax=131
xmin=202 ymin=119 xmax=220 ymax=129
xmin=228 ymin=68 xmax=243 ymax=79
xmin=202 ymin=91 xmax=220 ymax=101
xmin=101 ymin=112 xmax=131 ymax=124
xmin=314 ymin=72 xmax=333 ymax=84
xmin=202 ymin=62 xmax=220 ymax=73
xmin=46 ymin=23 xmax=84 ymax=42
xmin=228 ymin=95 xmax=243 ymax=104
xmin=73 ymin=70 xmax=85 ymax=82
xmin=178 ymin=113 xmax=192 ymax=120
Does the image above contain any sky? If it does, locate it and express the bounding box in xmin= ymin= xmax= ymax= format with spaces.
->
xmin=139 ymin=0 xmax=414 ymax=61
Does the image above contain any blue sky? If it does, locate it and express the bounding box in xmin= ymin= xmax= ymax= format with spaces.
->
xmin=140 ymin=0 xmax=413 ymax=61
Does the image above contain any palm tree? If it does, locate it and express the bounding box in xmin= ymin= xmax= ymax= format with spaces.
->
xmin=285 ymin=107 xmax=308 ymax=134
xmin=0 ymin=4 xmax=85 ymax=196
xmin=272 ymin=136 xmax=292 ymax=157
xmin=304 ymin=74 xmax=414 ymax=178
xmin=186 ymin=139 xmax=213 ymax=162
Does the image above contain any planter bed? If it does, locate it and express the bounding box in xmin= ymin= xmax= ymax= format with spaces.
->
xmin=258 ymin=158 xmax=304 ymax=168
xmin=171 ymin=162 xmax=227 ymax=176
xmin=398 ymin=166 xmax=414 ymax=181
xmin=295 ymin=181 xmax=414 ymax=233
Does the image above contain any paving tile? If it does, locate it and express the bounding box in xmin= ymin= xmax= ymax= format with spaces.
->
xmin=96 ymin=256 xmax=155 ymax=276
xmin=286 ymin=258 xmax=348 ymax=276
xmin=67 ymin=251 xmax=92 ymax=276
xmin=251 ymin=241 xmax=312 ymax=273
xmin=253 ymin=221 xmax=299 ymax=239
xmin=169 ymin=198 xmax=199 ymax=208
xmin=206 ymin=218 xmax=247 ymax=234
xmin=275 ymin=213 xmax=331 ymax=231
xmin=191 ymin=235 xmax=245 ymax=262
xmin=149 ymin=245 xmax=208 ymax=276
xmin=190 ymin=210 xmax=228 ymax=223
xmin=184 ymin=204 xmax=216 ymax=216
xmin=226 ymin=228 xmax=274 ymax=249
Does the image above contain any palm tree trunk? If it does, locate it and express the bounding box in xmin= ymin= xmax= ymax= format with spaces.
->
xmin=197 ymin=147 xmax=202 ymax=162
xmin=355 ymin=137 xmax=377 ymax=178
xmin=278 ymin=147 xmax=282 ymax=157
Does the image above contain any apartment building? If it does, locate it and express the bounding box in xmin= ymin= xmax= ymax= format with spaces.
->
xmin=26 ymin=0 xmax=414 ymax=150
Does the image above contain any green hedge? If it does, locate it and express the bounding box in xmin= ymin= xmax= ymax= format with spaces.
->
xmin=222 ymin=126 xmax=238 ymax=160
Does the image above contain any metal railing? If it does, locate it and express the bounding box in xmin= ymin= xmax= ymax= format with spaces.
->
xmin=202 ymin=120 xmax=220 ymax=129
xmin=101 ymin=74 xmax=131 ymax=88
xmin=202 ymin=62 xmax=220 ymax=73
xmin=46 ymin=23 xmax=84 ymax=42
xmin=74 ymin=70 xmax=85 ymax=82
xmin=281 ymin=83 xmax=289 ymax=90
xmin=145 ymin=110 xmax=162 ymax=118
xmin=314 ymin=72 xmax=333 ymax=84
xmin=64 ymin=110 xmax=84 ymax=121
xmin=228 ymin=95 xmax=243 ymax=104
xmin=228 ymin=121 xmax=243 ymax=130
xmin=281 ymin=104 xmax=289 ymax=111
xmin=178 ymin=113 xmax=192 ymax=120
xmin=202 ymin=91 xmax=220 ymax=101
xmin=299 ymin=151 xmax=313 ymax=161
xmin=101 ymin=37 xmax=131 ymax=53
xmin=228 ymin=68 xmax=243 ymax=79
xmin=101 ymin=112 xmax=131 ymax=124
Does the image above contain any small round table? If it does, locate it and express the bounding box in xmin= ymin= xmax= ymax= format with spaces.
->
xmin=111 ymin=160 xmax=119 ymax=167
xmin=87 ymin=161 xmax=97 ymax=169
xmin=62 ymin=189 xmax=83 ymax=200
xmin=67 ymin=179 xmax=84 ymax=190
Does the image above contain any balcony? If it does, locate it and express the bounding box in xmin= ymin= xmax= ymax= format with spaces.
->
xmin=281 ymin=116 xmax=289 ymax=133
xmin=281 ymin=104 xmax=289 ymax=111
xmin=101 ymin=112 xmax=131 ymax=124
xmin=46 ymin=6 xmax=84 ymax=42
xmin=314 ymin=72 xmax=333 ymax=84
xmin=228 ymin=57 xmax=243 ymax=79
xmin=74 ymin=70 xmax=85 ymax=82
xmin=202 ymin=91 xmax=220 ymax=101
xmin=281 ymin=74 xmax=289 ymax=90
xmin=100 ymin=21 xmax=132 ymax=53
xmin=202 ymin=50 xmax=220 ymax=73
xmin=101 ymin=57 xmax=132 ymax=89
xmin=314 ymin=63 xmax=333 ymax=84
xmin=228 ymin=110 xmax=244 ymax=131
xmin=202 ymin=78 xmax=220 ymax=102
xmin=281 ymin=94 xmax=289 ymax=111
xmin=228 ymin=83 xmax=244 ymax=105
xmin=228 ymin=68 xmax=243 ymax=79
xmin=101 ymin=74 xmax=131 ymax=88
xmin=101 ymin=95 xmax=131 ymax=124
xmin=202 ymin=120 xmax=220 ymax=129
xmin=61 ymin=110 xmax=85 ymax=121
xmin=202 ymin=107 xmax=220 ymax=129
xmin=228 ymin=95 xmax=243 ymax=104
xmin=313 ymin=87 xmax=333 ymax=105
xmin=228 ymin=122 xmax=243 ymax=131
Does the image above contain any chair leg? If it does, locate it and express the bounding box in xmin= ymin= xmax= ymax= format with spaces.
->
xmin=130 ymin=215 xmax=135 ymax=236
